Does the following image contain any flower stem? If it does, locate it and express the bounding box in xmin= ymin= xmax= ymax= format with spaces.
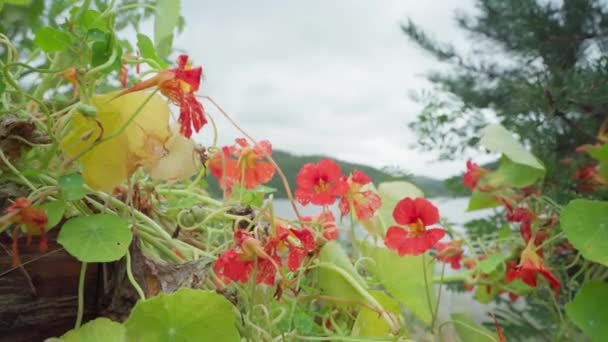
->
xmin=75 ymin=262 xmax=87 ymax=329
xmin=126 ymin=249 xmax=146 ymax=300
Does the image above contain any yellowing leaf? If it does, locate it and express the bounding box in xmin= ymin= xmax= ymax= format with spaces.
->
xmin=61 ymin=91 xmax=171 ymax=191
xmin=144 ymin=126 xmax=200 ymax=181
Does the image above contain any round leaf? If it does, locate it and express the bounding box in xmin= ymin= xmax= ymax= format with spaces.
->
xmin=56 ymin=317 xmax=126 ymax=342
xmin=58 ymin=173 xmax=86 ymax=201
xmin=479 ymin=124 xmax=544 ymax=170
xmin=124 ymin=288 xmax=240 ymax=342
xmin=58 ymin=214 xmax=132 ymax=262
xmin=561 ymin=199 xmax=608 ymax=266
xmin=34 ymin=201 xmax=65 ymax=232
xmin=317 ymin=241 xmax=368 ymax=303
xmin=565 ymin=281 xmax=608 ymax=341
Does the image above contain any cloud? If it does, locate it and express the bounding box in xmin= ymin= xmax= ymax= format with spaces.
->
xmin=175 ymin=0 xmax=477 ymax=178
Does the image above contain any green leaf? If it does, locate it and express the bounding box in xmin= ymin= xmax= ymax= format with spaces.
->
xmin=0 ymin=72 xmax=5 ymax=95
xmin=55 ymin=317 xmax=126 ymax=342
xmin=377 ymin=181 xmax=424 ymax=233
xmin=81 ymin=9 xmax=108 ymax=32
xmin=124 ymin=288 xmax=240 ymax=342
xmin=34 ymin=27 xmax=74 ymax=52
xmin=480 ymin=124 xmax=544 ymax=170
xmin=136 ymin=33 xmax=166 ymax=67
xmin=477 ymin=253 xmax=508 ymax=274
xmin=317 ymin=241 xmax=368 ymax=303
xmin=451 ymin=312 xmax=498 ymax=342
xmin=588 ymin=144 xmax=608 ymax=178
xmin=361 ymin=242 xmax=435 ymax=324
xmin=474 ymin=284 xmax=498 ymax=304
xmin=561 ymin=199 xmax=608 ymax=266
xmin=88 ymin=29 xmax=121 ymax=69
xmin=484 ymin=156 xmax=544 ymax=188
xmin=565 ymin=281 xmax=608 ymax=341
xmin=34 ymin=201 xmax=65 ymax=232
xmin=467 ymin=188 xmax=500 ymax=211
xmin=154 ymin=0 xmax=181 ymax=59
xmin=352 ymin=290 xmax=406 ymax=338
xmin=58 ymin=214 xmax=132 ymax=262
xmin=58 ymin=173 xmax=85 ymax=201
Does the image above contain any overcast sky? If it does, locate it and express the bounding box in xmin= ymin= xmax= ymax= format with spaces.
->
xmin=173 ymin=1 xmax=479 ymax=179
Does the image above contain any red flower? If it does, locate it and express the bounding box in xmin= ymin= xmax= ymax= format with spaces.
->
xmin=506 ymin=239 xmax=561 ymax=296
xmin=209 ymin=138 xmax=275 ymax=190
xmin=214 ymin=231 xmax=280 ymax=286
xmin=4 ymin=197 xmax=48 ymax=267
xmin=384 ymin=197 xmax=445 ymax=256
xmin=303 ymin=211 xmax=339 ymax=240
xmin=268 ymin=226 xmax=316 ymax=272
xmin=463 ymin=160 xmax=489 ymax=191
xmin=434 ymin=240 xmax=464 ymax=269
xmin=338 ymin=170 xmax=382 ymax=221
xmin=119 ymin=54 xmax=206 ymax=138
xmin=294 ymin=159 xmax=348 ymax=206
xmin=574 ymin=166 xmax=606 ymax=193
xmin=497 ymin=197 xmax=536 ymax=243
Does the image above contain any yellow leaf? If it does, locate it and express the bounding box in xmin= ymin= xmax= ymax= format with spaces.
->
xmin=144 ymin=126 xmax=201 ymax=181
xmin=61 ymin=91 xmax=171 ymax=191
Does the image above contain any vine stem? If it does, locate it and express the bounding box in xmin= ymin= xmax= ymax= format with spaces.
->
xmin=431 ymin=262 xmax=446 ymax=332
xmin=75 ymin=262 xmax=87 ymax=329
xmin=202 ymin=95 xmax=303 ymax=222
xmin=421 ymin=253 xmax=435 ymax=329
xmin=126 ymin=249 xmax=146 ymax=300
xmin=316 ymin=262 xmax=400 ymax=334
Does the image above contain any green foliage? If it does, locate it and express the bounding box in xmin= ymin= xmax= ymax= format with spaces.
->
xmin=361 ymin=242 xmax=435 ymax=325
xmin=317 ymin=241 xmax=368 ymax=303
xmin=352 ymin=290 xmax=406 ymax=338
xmin=124 ymin=289 xmax=240 ymax=342
xmin=53 ymin=318 xmax=126 ymax=342
xmin=58 ymin=173 xmax=85 ymax=201
xmin=154 ymin=0 xmax=181 ymax=59
xmin=450 ymin=312 xmax=498 ymax=342
xmin=34 ymin=201 xmax=65 ymax=232
xmin=565 ymin=281 xmax=608 ymax=341
xmin=58 ymin=214 xmax=132 ymax=262
xmin=405 ymin=0 xmax=608 ymax=203
xmin=562 ymin=199 xmax=608 ymax=266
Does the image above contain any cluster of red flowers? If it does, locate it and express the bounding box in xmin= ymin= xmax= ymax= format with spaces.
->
xmin=119 ymin=54 xmax=207 ymax=138
xmin=384 ymin=197 xmax=445 ymax=256
xmin=3 ymin=197 xmax=48 ymax=267
xmin=214 ymin=226 xmax=315 ymax=286
xmin=209 ymin=138 xmax=276 ymax=191
xmin=302 ymin=211 xmax=339 ymax=241
xmin=294 ymin=159 xmax=382 ymax=222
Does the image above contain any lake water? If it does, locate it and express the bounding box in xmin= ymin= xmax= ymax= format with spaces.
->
xmin=273 ymin=197 xmax=498 ymax=325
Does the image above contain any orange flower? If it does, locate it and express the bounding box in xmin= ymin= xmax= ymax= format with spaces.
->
xmin=59 ymin=67 xmax=78 ymax=96
xmin=118 ymin=54 xmax=206 ymax=138
xmin=209 ymin=138 xmax=276 ymax=190
xmin=3 ymin=197 xmax=48 ymax=267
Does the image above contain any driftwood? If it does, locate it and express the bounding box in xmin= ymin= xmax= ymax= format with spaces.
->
xmin=0 ymin=230 xmax=99 ymax=342
xmin=100 ymin=235 xmax=212 ymax=322
xmin=0 ymin=230 xmax=213 ymax=341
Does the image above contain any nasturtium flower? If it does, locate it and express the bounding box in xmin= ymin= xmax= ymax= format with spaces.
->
xmin=269 ymin=226 xmax=316 ymax=272
xmin=434 ymin=240 xmax=464 ymax=269
xmin=4 ymin=197 xmax=48 ymax=267
xmin=208 ymin=138 xmax=275 ymax=190
xmin=463 ymin=160 xmax=489 ymax=191
xmin=303 ymin=211 xmax=339 ymax=241
xmin=506 ymin=239 xmax=561 ymax=296
xmin=119 ymin=54 xmax=206 ymax=138
xmin=384 ymin=197 xmax=445 ymax=256
xmin=214 ymin=230 xmax=281 ymax=286
xmin=338 ymin=169 xmax=381 ymax=221
xmin=574 ymin=165 xmax=606 ymax=193
xmin=61 ymin=91 xmax=199 ymax=191
xmin=294 ymin=159 xmax=348 ymax=206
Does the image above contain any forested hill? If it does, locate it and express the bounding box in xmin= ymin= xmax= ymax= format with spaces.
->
xmin=205 ymin=150 xmax=451 ymax=198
